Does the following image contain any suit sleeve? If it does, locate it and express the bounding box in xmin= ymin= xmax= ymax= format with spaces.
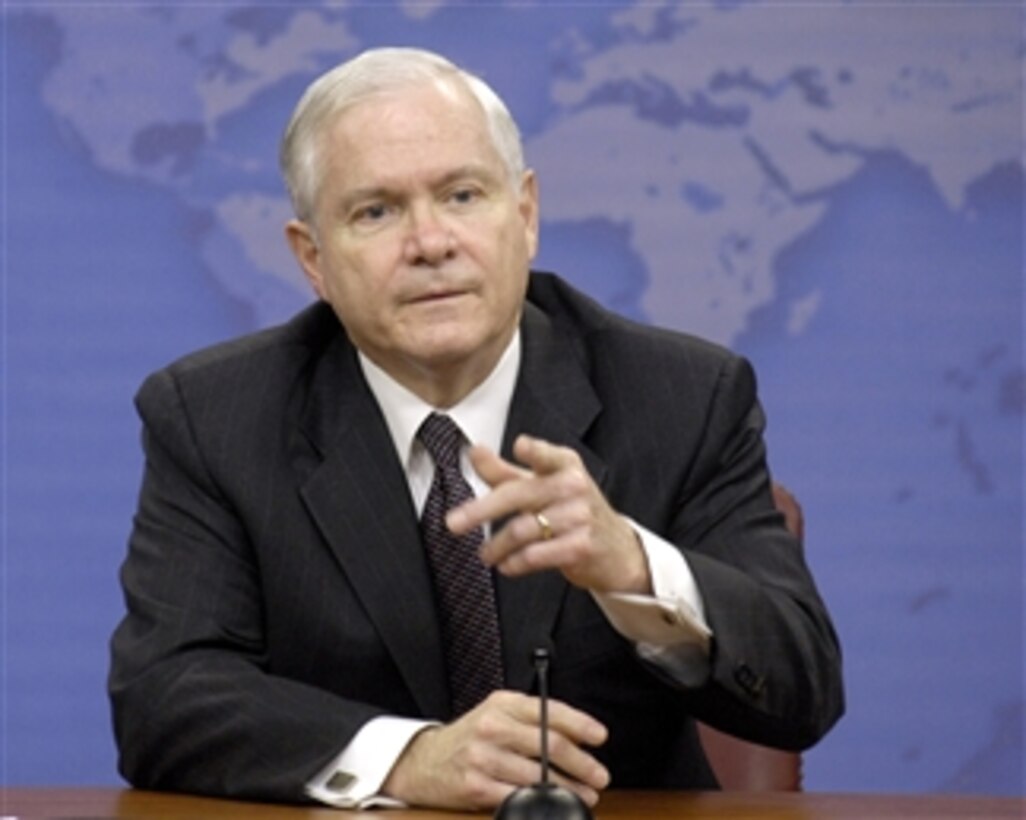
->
xmin=108 ymin=368 xmax=381 ymax=802
xmin=660 ymin=354 xmax=844 ymax=751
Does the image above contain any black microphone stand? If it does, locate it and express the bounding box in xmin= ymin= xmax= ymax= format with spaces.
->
xmin=493 ymin=649 xmax=594 ymax=820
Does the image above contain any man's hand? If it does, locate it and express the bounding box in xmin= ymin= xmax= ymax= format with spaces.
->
xmin=446 ymin=434 xmax=651 ymax=594
xmin=381 ymin=690 xmax=609 ymax=810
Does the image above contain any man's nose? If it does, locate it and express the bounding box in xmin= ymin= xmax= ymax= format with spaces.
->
xmin=403 ymin=203 xmax=455 ymax=266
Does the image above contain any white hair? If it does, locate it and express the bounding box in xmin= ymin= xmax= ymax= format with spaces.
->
xmin=279 ymin=47 xmax=525 ymax=223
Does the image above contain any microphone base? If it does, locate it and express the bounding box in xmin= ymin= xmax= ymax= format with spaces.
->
xmin=493 ymin=782 xmax=594 ymax=820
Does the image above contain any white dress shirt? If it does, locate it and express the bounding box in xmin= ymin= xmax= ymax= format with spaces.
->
xmin=306 ymin=331 xmax=712 ymax=808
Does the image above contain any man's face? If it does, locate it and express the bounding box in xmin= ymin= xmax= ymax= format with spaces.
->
xmin=287 ymin=79 xmax=539 ymax=405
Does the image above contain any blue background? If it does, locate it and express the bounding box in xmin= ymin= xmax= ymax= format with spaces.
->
xmin=2 ymin=0 xmax=1023 ymax=796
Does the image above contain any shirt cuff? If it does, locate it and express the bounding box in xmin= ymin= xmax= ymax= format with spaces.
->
xmin=304 ymin=716 xmax=437 ymax=809
xmin=591 ymin=519 xmax=713 ymax=686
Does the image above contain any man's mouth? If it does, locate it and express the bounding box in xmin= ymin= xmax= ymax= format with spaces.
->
xmin=410 ymin=288 xmax=467 ymax=304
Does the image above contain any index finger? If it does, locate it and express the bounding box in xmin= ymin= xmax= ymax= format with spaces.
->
xmin=543 ymin=698 xmax=609 ymax=749
xmin=513 ymin=435 xmax=582 ymax=477
xmin=446 ymin=469 xmax=548 ymax=535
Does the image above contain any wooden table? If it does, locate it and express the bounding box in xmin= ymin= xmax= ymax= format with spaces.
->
xmin=1 ymin=788 xmax=1022 ymax=818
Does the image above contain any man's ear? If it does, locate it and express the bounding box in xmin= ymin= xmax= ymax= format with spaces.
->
xmin=285 ymin=219 xmax=327 ymax=300
xmin=519 ymin=170 xmax=540 ymax=260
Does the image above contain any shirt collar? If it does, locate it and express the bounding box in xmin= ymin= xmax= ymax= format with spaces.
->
xmin=358 ymin=332 xmax=521 ymax=467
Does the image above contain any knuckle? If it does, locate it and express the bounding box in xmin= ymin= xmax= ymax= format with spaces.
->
xmin=560 ymin=446 xmax=583 ymax=468
xmin=566 ymin=498 xmax=590 ymax=526
xmin=547 ymin=733 xmax=572 ymax=759
xmin=559 ymin=467 xmax=590 ymax=497
xmin=511 ymin=514 xmax=537 ymax=541
xmin=463 ymin=741 xmax=491 ymax=770
xmin=563 ymin=531 xmax=590 ymax=561
xmin=501 ymin=549 xmax=530 ymax=576
xmin=474 ymin=711 xmax=503 ymax=741
xmin=486 ymin=689 xmax=510 ymax=706
xmin=489 ymin=689 xmax=522 ymax=711
xmin=525 ymin=548 xmax=551 ymax=573
xmin=462 ymin=772 xmax=493 ymax=807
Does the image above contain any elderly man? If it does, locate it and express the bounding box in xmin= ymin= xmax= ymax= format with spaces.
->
xmin=110 ymin=47 xmax=843 ymax=811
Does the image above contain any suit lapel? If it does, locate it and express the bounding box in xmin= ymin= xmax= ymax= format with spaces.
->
xmin=497 ymin=302 xmax=607 ymax=692
xmin=296 ymin=332 xmax=449 ymax=718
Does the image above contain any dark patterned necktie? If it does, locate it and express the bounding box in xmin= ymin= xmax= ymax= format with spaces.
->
xmin=417 ymin=412 xmax=504 ymax=716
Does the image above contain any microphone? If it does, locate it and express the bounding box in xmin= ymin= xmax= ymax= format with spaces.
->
xmin=493 ymin=648 xmax=594 ymax=820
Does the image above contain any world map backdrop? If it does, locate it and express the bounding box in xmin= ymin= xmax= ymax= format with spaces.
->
xmin=3 ymin=0 xmax=1023 ymax=796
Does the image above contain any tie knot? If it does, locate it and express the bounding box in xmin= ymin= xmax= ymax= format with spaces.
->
xmin=417 ymin=412 xmax=465 ymax=469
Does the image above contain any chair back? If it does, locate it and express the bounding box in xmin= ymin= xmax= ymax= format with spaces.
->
xmin=696 ymin=482 xmax=806 ymax=791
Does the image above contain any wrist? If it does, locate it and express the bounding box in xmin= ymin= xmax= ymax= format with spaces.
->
xmin=619 ymin=520 xmax=653 ymax=595
xmin=381 ymin=725 xmax=438 ymax=802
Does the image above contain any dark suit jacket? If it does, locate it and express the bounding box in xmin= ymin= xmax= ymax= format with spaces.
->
xmin=109 ymin=272 xmax=843 ymax=802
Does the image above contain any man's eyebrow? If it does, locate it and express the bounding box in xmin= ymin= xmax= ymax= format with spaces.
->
xmin=434 ymin=164 xmax=502 ymax=187
xmin=330 ymin=186 xmax=396 ymax=220
xmin=338 ymin=187 xmax=390 ymax=207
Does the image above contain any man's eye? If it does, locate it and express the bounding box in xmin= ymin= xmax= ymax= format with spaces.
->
xmin=449 ymin=187 xmax=480 ymax=205
xmin=353 ymin=203 xmax=389 ymax=223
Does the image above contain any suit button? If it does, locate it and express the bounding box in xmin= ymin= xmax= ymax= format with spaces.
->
xmin=734 ymin=662 xmax=766 ymax=698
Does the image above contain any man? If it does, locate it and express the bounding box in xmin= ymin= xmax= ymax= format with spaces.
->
xmin=109 ymin=47 xmax=843 ymax=811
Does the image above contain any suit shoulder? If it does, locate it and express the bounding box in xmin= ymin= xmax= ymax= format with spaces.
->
xmin=145 ymin=302 xmax=336 ymax=378
xmin=136 ymin=302 xmax=341 ymax=405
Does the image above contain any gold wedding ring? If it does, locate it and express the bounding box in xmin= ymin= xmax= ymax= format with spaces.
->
xmin=535 ymin=512 xmax=554 ymax=541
